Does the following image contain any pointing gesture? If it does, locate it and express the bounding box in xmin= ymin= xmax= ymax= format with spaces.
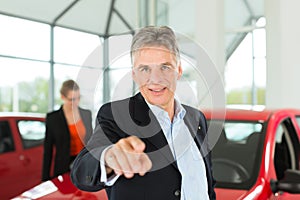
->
xmin=104 ymin=136 xmax=152 ymax=178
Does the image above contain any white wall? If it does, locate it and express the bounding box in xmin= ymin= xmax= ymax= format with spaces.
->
xmin=265 ymin=0 xmax=300 ymax=108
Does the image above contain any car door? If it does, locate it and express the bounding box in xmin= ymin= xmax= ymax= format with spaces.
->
xmin=16 ymin=118 xmax=45 ymax=189
xmin=0 ymin=117 xmax=45 ymax=199
xmin=0 ymin=119 xmax=28 ymax=199
xmin=270 ymin=118 xmax=300 ymax=199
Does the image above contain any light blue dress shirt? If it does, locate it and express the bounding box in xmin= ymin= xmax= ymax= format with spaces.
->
xmin=148 ymin=99 xmax=209 ymax=200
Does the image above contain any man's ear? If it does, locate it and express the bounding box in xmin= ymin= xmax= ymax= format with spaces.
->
xmin=132 ymin=68 xmax=137 ymax=83
xmin=177 ymin=64 xmax=183 ymax=80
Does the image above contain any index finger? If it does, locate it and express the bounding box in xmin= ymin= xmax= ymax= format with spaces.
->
xmin=126 ymin=136 xmax=146 ymax=153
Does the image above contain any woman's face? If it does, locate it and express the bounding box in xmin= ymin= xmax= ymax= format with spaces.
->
xmin=61 ymin=90 xmax=81 ymax=109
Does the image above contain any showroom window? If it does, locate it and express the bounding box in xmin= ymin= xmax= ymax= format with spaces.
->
xmin=0 ymin=14 xmax=50 ymax=60
xmin=53 ymin=27 xmax=102 ymax=113
xmin=0 ymin=14 xmax=103 ymax=114
xmin=225 ymin=17 xmax=266 ymax=107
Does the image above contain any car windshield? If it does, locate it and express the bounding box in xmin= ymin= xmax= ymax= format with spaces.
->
xmin=209 ymin=120 xmax=264 ymax=190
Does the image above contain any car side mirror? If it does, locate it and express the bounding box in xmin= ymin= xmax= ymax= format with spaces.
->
xmin=271 ymin=169 xmax=300 ymax=194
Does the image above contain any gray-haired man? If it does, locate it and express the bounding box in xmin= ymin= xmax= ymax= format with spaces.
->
xmin=71 ymin=26 xmax=216 ymax=200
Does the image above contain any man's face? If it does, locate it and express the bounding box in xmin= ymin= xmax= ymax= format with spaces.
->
xmin=132 ymin=46 xmax=182 ymax=110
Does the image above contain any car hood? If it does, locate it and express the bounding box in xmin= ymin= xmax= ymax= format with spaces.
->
xmin=12 ymin=173 xmax=108 ymax=200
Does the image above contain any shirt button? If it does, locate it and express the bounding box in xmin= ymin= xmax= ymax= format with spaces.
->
xmin=174 ymin=189 xmax=180 ymax=196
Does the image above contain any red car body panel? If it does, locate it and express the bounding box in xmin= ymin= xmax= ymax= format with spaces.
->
xmin=0 ymin=114 xmax=45 ymax=200
xmin=215 ymin=188 xmax=248 ymax=199
xmin=13 ymin=173 xmax=108 ymax=200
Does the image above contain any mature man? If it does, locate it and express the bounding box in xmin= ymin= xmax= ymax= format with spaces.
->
xmin=71 ymin=26 xmax=216 ymax=200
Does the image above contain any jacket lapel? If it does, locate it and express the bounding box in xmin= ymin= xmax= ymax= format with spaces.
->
xmin=183 ymin=105 xmax=209 ymax=156
xmin=131 ymin=93 xmax=178 ymax=170
xmin=183 ymin=105 xmax=213 ymax=188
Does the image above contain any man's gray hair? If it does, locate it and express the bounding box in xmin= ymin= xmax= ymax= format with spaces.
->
xmin=130 ymin=26 xmax=180 ymax=65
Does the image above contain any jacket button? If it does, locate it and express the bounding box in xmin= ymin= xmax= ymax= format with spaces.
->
xmin=86 ymin=175 xmax=92 ymax=183
xmin=174 ymin=189 xmax=180 ymax=196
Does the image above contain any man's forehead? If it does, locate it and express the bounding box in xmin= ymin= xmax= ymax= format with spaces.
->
xmin=133 ymin=46 xmax=175 ymax=55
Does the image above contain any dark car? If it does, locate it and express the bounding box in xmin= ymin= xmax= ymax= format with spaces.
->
xmin=0 ymin=113 xmax=45 ymax=200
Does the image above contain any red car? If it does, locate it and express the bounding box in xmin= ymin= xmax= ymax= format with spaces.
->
xmin=12 ymin=173 xmax=108 ymax=200
xmin=14 ymin=109 xmax=300 ymax=199
xmin=0 ymin=113 xmax=45 ymax=200
xmin=205 ymin=108 xmax=300 ymax=199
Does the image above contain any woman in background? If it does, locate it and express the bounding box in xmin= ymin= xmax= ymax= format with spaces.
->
xmin=42 ymin=79 xmax=92 ymax=181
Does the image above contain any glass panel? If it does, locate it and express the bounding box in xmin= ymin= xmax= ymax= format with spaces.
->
xmin=210 ymin=120 xmax=264 ymax=189
xmin=0 ymin=57 xmax=49 ymax=113
xmin=253 ymin=58 xmax=266 ymax=105
xmin=54 ymin=64 xmax=102 ymax=116
xmin=224 ymin=122 xmax=263 ymax=142
xmin=109 ymin=68 xmax=133 ymax=102
xmin=273 ymin=122 xmax=294 ymax=180
xmin=225 ymin=0 xmax=252 ymax=29
xmin=110 ymin=0 xmax=138 ymax=34
xmin=156 ymin=0 xmax=169 ymax=25
xmin=18 ymin=120 xmax=45 ymax=149
xmin=54 ymin=27 xmax=101 ymax=66
xmin=225 ymin=17 xmax=266 ymax=107
xmin=0 ymin=14 xmax=50 ymax=60
xmin=225 ymin=32 xmax=266 ymax=106
xmin=177 ymin=55 xmax=199 ymax=108
xmin=109 ymin=34 xmax=132 ymax=69
xmin=225 ymin=33 xmax=253 ymax=94
xmin=0 ymin=121 xmax=15 ymax=153
xmin=92 ymin=74 xmax=104 ymax=117
xmin=253 ymin=28 xmax=266 ymax=58
xmin=167 ymin=0 xmax=196 ymax=36
xmin=295 ymin=116 xmax=300 ymax=129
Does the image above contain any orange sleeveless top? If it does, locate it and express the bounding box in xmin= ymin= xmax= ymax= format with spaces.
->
xmin=69 ymin=119 xmax=86 ymax=156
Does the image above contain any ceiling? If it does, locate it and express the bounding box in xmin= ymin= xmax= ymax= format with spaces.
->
xmin=0 ymin=0 xmax=264 ymax=59
xmin=0 ymin=0 xmax=140 ymax=37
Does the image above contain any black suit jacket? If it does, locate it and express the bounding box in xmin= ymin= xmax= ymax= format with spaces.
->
xmin=42 ymin=106 xmax=93 ymax=181
xmin=71 ymin=93 xmax=216 ymax=199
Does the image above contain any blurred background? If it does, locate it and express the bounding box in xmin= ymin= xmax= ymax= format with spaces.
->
xmin=0 ymin=0 xmax=299 ymax=116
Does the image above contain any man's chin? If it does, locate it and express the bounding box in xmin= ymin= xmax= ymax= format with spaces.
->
xmin=145 ymin=96 xmax=166 ymax=106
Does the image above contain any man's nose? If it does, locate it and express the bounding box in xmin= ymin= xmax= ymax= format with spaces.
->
xmin=148 ymin=67 xmax=164 ymax=83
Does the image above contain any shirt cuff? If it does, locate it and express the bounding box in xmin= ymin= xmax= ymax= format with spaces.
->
xmin=100 ymin=145 xmax=120 ymax=186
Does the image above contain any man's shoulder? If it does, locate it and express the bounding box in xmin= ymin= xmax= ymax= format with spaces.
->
xmin=100 ymin=96 xmax=131 ymax=110
xmin=182 ymin=104 xmax=207 ymax=125
xmin=100 ymin=93 xmax=142 ymax=110
xmin=182 ymin=104 xmax=204 ymax=115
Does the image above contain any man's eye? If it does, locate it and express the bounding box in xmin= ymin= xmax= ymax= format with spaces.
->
xmin=161 ymin=65 xmax=171 ymax=71
xmin=140 ymin=66 xmax=150 ymax=72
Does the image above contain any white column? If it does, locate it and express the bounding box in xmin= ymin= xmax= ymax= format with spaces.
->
xmin=265 ymin=0 xmax=300 ymax=108
xmin=195 ymin=0 xmax=225 ymax=109
xmin=194 ymin=0 xmax=225 ymax=72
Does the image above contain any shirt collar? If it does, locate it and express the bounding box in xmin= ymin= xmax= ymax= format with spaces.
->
xmin=146 ymin=98 xmax=186 ymax=121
